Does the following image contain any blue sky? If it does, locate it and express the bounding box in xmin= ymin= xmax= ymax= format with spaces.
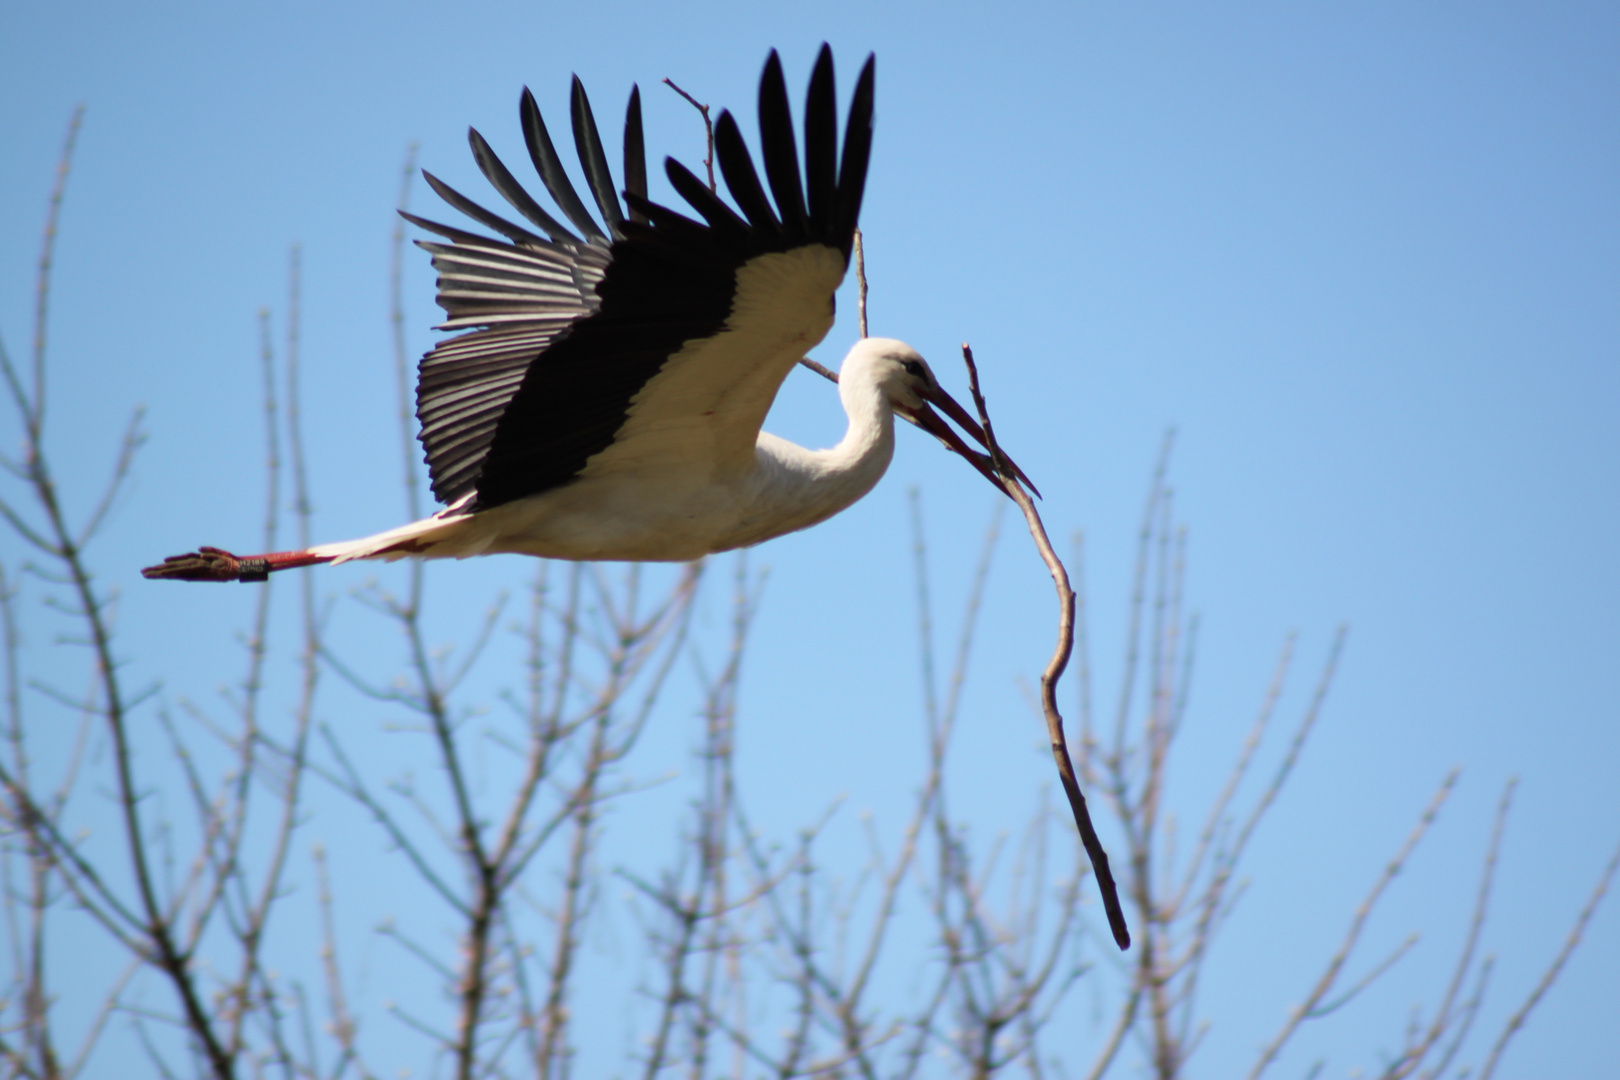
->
xmin=3 ymin=2 xmax=1617 ymax=1077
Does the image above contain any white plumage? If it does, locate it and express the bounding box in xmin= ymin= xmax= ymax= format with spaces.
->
xmin=144 ymin=48 xmax=1024 ymax=584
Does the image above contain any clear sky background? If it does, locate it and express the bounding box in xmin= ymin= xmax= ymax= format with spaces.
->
xmin=3 ymin=2 xmax=1617 ymax=1078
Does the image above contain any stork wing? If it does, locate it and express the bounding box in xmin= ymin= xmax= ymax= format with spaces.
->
xmin=407 ymin=46 xmax=876 ymax=512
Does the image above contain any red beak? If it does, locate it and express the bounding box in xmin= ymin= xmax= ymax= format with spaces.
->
xmin=899 ymin=384 xmax=1041 ymax=499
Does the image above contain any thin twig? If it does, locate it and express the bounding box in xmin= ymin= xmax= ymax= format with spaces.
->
xmin=1248 ymin=770 xmax=1460 ymax=1080
xmin=799 ymin=357 xmax=839 ymax=384
xmin=31 ymin=105 xmax=84 ymax=434
xmin=663 ymin=78 xmax=714 ymax=192
xmin=1386 ymin=779 xmax=1517 ymax=1078
xmin=390 ymin=143 xmax=422 ymax=522
xmin=853 ymin=227 xmax=869 ymax=338
xmin=313 ymin=845 xmax=369 ymax=1080
xmin=1478 ymin=836 xmax=1620 ymax=1080
xmin=798 ymin=200 xmax=870 ymax=382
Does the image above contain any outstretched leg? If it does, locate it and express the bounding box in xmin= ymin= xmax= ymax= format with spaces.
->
xmin=142 ymin=503 xmax=487 ymax=582
xmin=141 ymin=546 xmax=334 ymax=582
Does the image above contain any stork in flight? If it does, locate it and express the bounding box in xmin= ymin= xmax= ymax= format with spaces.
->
xmin=143 ymin=46 xmax=1029 ymax=583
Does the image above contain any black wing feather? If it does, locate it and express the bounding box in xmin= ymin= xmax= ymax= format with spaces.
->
xmin=623 ymin=86 xmax=648 ymax=226
xmin=803 ymin=45 xmax=838 ymax=243
xmin=833 ymin=56 xmax=876 ymax=260
xmin=570 ymin=78 xmax=626 ymax=239
xmin=412 ymin=47 xmax=873 ymax=511
xmin=757 ymin=50 xmax=808 ymax=243
xmin=468 ymin=128 xmax=580 ymax=243
xmin=401 ymin=209 xmax=526 ymax=250
xmin=420 ymin=171 xmax=549 ymax=249
xmin=664 ymin=159 xmax=751 ymax=241
xmin=520 ymin=87 xmax=607 ymax=243
xmin=714 ymin=111 xmax=781 ymax=237
xmin=624 ymin=192 xmax=732 ymax=260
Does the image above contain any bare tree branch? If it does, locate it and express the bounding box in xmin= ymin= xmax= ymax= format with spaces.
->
xmin=1478 ymin=836 xmax=1620 ymax=1080
xmin=1249 ymin=770 xmax=1460 ymax=1080
xmin=1 ymin=107 xmax=234 ymax=1080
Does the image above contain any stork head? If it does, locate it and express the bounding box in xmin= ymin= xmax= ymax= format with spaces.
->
xmin=842 ymin=338 xmax=932 ymax=409
xmin=841 ymin=338 xmax=1038 ymax=497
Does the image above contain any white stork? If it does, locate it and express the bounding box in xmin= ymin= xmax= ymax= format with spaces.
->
xmin=144 ymin=46 xmax=1029 ymax=583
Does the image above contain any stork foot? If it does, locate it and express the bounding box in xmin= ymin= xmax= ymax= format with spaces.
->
xmin=141 ymin=547 xmax=271 ymax=583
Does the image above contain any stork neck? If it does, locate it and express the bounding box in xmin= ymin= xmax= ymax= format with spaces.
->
xmin=729 ymin=363 xmax=900 ymax=550
xmin=751 ymin=371 xmax=895 ymax=528
xmin=843 ymin=365 xmax=894 ymax=443
xmin=825 ymin=370 xmax=896 ymax=488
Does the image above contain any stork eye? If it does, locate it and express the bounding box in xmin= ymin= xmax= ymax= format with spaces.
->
xmin=902 ymin=359 xmax=926 ymax=379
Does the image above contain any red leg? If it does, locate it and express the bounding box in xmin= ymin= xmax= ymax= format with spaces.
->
xmin=141 ymin=546 xmax=334 ymax=583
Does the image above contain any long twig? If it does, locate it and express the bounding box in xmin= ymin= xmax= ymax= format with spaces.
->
xmin=957 ymin=343 xmax=1129 ymax=950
